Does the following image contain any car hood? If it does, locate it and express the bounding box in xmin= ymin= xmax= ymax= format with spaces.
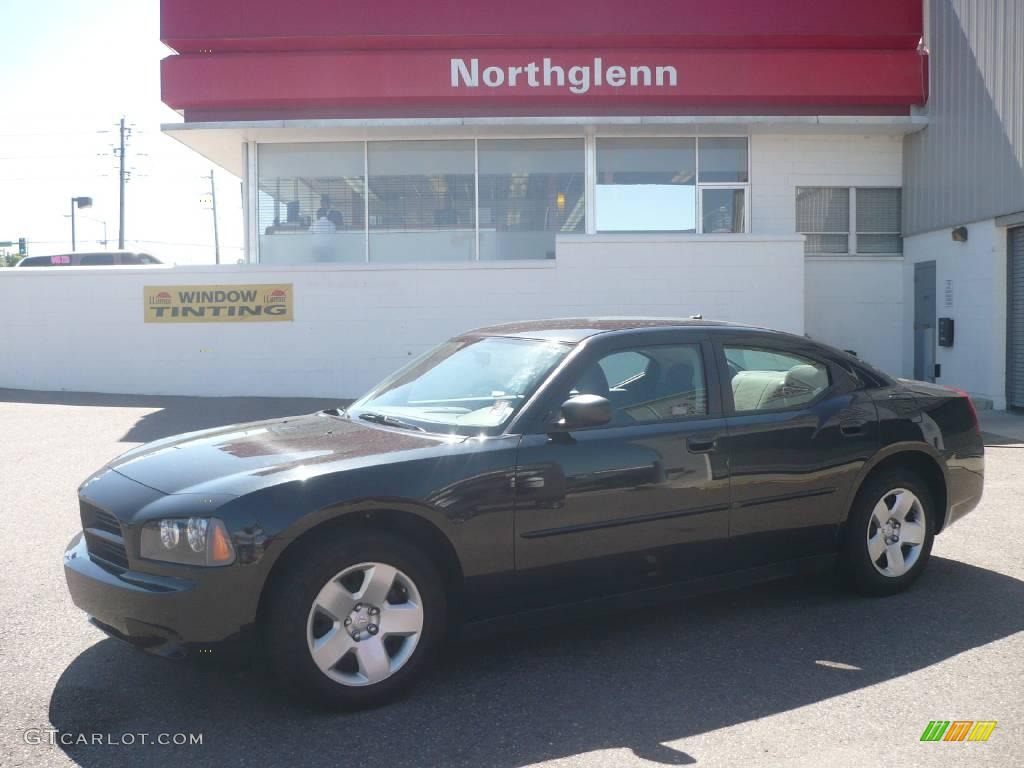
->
xmin=108 ymin=411 xmax=460 ymax=496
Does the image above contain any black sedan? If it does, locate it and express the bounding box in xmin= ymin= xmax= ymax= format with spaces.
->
xmin=64 ymin=318 xmax=985 ymax=707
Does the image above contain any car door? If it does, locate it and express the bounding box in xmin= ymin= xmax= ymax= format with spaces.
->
xmin=510 ymin=332 xmax=731 ymax=609
xmin=715 ymin=335 xmax=880 ymax=567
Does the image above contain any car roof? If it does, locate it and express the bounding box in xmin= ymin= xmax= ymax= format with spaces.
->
xmin=464 ymin=317 xmax=764 ymax=343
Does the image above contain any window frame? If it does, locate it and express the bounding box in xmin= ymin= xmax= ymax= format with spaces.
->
xmin=252 ymin=134 xmax=752 ymax=262
xmin=518 ymin=333 xmax=723 ymax=435
xmin=797 ymin=185 xmax=903 ymax=257
xmin=714 ymin=339 xmax=839 ymax=416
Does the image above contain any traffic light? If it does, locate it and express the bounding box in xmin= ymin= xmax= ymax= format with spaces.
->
xmin=18 ymin=238 xmax=26 ymax=255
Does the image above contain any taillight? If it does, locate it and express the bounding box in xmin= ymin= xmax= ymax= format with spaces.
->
xmin=950 ymin=387 xmax=979 ymax=430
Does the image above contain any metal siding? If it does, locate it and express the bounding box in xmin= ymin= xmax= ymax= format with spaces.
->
xmin=1009 ymin=227 xmax=1024 ymax=408
xmin=904 ymin=0 xmax=1024 ymax=235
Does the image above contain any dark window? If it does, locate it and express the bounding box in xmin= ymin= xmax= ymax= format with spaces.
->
xmin=725 ymin=346 xmax=831 ymax=412
xmin=568 ymin=344 xmax=708 ymax=425
xmin=79 ymin=254 xmax=115 ymax=265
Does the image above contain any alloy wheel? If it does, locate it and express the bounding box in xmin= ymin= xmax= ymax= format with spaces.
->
xmin=306 ymin=562 xmax=424 ymax=686
xmin=865 ymin=488 xmax=928 ymax=578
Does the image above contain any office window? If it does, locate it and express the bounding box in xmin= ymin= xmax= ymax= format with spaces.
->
xmin=702 ymin=189 xmax=745 ymax=233
xmin=797 ymin=187 xmax=902 ymax=256
xmin=698 ymin=138 xmax=749 ymax=183
xmin=257 ymin=143 xmax=366 ymax=264
xmin=477 ymin=139 xmax=585 ymax=260
xmin=368 ymin=140 xmax=475 ymax=263
xmin=796 ymin=187 xmax=850 ymax=255
xmin=596 ymin=138 xmax=697 ymax=232
xmin=857 ymin=188 xmax=903 ymax=254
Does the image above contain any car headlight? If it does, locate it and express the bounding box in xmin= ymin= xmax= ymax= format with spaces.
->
xmin=140 ymin=517 xmax=235 ymax=566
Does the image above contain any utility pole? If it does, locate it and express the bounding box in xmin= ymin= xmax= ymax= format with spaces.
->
xmin=117 ymin=117 xmax=128 ymax=249
xmin=208 ymin=168 xmax=220 ymax=264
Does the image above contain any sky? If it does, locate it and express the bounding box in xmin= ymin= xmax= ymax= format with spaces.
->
xmin=0 ymin=0 xmax=243 ymax=264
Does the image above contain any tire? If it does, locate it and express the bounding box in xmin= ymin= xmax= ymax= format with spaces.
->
xmin=841 ymin=469 xmax=936 ymax=596
xmin=263 ymin=530 xmax=447 ymax=709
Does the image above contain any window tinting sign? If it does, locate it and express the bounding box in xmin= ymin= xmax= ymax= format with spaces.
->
xmin=144 ymin=284 xmax=294 ymax=323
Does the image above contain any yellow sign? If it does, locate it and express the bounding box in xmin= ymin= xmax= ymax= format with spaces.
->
xmin=144 ymin=284 xmax=294 ymax=323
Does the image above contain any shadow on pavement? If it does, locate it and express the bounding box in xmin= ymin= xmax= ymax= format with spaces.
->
xmin=49 ymin=557 xmax=1024 ymax=768
xmin=0 ymin=388 xmax=343 ymax=444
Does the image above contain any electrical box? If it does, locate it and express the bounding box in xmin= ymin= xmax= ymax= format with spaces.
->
xmin=938 ymin=317 xmax=954 ymax=347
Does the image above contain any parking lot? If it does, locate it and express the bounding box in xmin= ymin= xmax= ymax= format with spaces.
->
xmin=1 ymin=388 xmax=1021 ymax=768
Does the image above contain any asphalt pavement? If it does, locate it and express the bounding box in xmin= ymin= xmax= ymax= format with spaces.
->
xmin=1 ymin=388 xmax=1021 ymax=768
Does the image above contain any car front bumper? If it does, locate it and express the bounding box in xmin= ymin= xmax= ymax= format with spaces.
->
xmin=63 ymin=532 xmax=251 ymax=656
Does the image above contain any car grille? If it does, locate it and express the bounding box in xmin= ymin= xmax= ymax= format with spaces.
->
xmin=80 ymin=501 xmax=129 ymax=572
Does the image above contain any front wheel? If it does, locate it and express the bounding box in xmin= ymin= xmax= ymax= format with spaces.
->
xmin=263 ymin=531 xmax=447 ymax=708
xmin=841 ymin=470 xmax=936 ymax=596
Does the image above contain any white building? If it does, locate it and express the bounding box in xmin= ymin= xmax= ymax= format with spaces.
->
xmin=2 ymin=0 xmax=1021 ymax=407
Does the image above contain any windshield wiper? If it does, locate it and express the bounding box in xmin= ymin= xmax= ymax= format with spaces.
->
xmin=357 ymin=412 xmax=425 ymax=432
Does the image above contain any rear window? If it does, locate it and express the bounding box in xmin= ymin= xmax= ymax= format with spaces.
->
xmin=19 ymin=255 xmax=70 ymax=266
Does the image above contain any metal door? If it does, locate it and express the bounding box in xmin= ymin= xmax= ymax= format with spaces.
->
xmin=1009 ymin=228 xmax=1024 ymax=408
xmin=914 ymin=261 xmax=937 ymax=382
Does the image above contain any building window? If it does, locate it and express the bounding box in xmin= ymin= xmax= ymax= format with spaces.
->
xmin=477 ymin=139 xmax=585 ymax=260
xmin=257 ymin=143 xmax=367 ymax=264
xmin=796 ymin=187 xmax=902 ymax=256
xmin=856 ymin=188 xmax=903 ymax=254
xmin=254 ymin=136 xmax=753 ymax=264
xmin=596 ymin=138 xmax=697 ymax=232
xmin=595 ymin=137 xmax=749 ymax=233
xmin=368 ymin=140 xmax=476 ymax=263
xmin=698 ymin=138 xmax=749 ymax=183
xmin=701 ymin=188 xmax=746 ymax=233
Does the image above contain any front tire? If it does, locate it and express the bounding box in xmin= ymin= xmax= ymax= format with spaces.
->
xmin=263 ymin=530 xmax=447 ymax=708
xmin=841 ymin=470 xmax=936 ymax=596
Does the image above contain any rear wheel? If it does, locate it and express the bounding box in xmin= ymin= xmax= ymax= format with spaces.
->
xmin=841 ymin=470 xmax=936 ymax=596
xmin=263 ymin=531 xmax=446 ymax=708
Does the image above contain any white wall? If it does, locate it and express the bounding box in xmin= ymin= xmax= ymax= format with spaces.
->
xmin=751 ymin=132 xmax=906 ymax=376
xmin=902 ymin=218 xmax=1008 ymax=408
xmin=805 ymin=258 xmax=904 ymax=373
xmin=0 ymin=233 xmax=804 ymax=398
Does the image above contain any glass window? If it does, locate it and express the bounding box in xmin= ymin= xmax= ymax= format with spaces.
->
xmin=478 ymin=139 xmax=584 ymax=260
xmin=856 ymin=188 xmax=903 ymax=254
xmin=725 ymin=346 xmax=831 ymax=412
xmin=79 ymin=253 xmax=115 ymax=265
xmin=702 ymin=189 xmax=745 ymax=233
xmin=258 ymin=143 xmax=366 ymax=265
xmin=368 ymin=140 xmax=475 ymax=263
xmin=596 ymin=138 xmax=696 ymax=232
xmin=796 ymin=187 xmax=850 ymax=255
xmin=568 ymin=345 xmax=707 ymax=425
xmin=699 ymin=138 xmax=749 ymax=183
xmin=349 ymin=336 xmax=571 ymax=435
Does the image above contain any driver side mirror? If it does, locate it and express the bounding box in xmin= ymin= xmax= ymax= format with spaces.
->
xmin=556 ymin=394 xmax=613 ymax=430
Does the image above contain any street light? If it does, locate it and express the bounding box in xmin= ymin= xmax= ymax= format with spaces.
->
xmin=63 ymin=212 xmax=108 ymax=249
xmin=69 ymin=196 xmax=93 ymax=251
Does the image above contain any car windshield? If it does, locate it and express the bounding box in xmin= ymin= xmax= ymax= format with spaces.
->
xmin=347 ymin=336 xmax=571 ymax=435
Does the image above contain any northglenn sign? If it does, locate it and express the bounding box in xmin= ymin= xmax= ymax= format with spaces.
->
xmin=451 ymin=57 xmax=677 ymax=95
xmin=162 ymin=48 xmax=927 ymax=117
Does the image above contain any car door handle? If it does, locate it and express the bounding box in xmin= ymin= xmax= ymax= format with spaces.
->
xmin=687 ymin=435 xmax=718 ymax=453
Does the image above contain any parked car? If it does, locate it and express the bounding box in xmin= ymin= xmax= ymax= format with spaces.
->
xmin=18 ymin=251 xmax=162 ymax=266
xmin=63 ymin=318 xmax=985 ymax=708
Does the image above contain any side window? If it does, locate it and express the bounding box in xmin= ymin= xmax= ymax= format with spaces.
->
xmin=79 ymin=254 xmax=115 ymax=265
xmin=725 ymin=346 xmax=830 ymax=412
xmin=568 ymin=344 xmax=708 ymax=425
